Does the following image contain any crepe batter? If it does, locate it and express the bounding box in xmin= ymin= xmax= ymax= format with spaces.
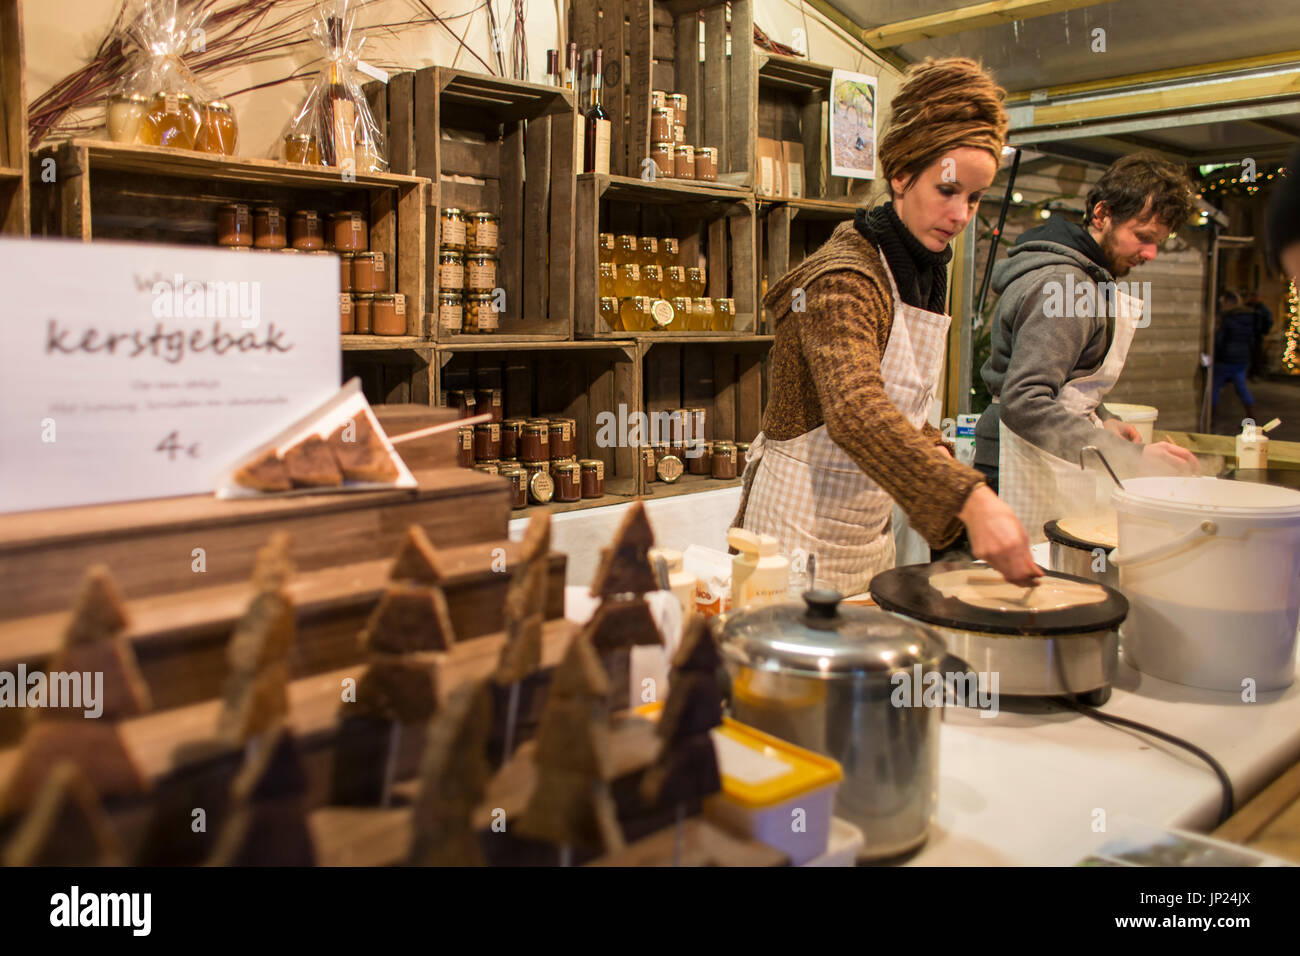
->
xmin=929 ymin=567 xmax=1108 ymax=612
xmin=1056 ymin=513 xmax=1119 ymax=549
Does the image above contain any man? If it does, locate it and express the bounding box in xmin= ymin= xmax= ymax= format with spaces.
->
xmin=1214 ymin=291 xmax=1261 ymax=422
xmin=1243 ymin=289 xmax=1273 ymax=380
xmin=973 ymin=153 xmax=1199 ymax=542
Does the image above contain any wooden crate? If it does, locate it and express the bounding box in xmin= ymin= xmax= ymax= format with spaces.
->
xmin=575 ymin=173 xmax=756 ymax=337
xmin=30 ymin=140 xmax=430 ymax=336
xmin=572 ymin=0 xmax=755 ymax=186
xmin=379 ymin=69 xmax=578 ymax=342
xmin=436 ymin=342 xmax=641 ymax=499
xmin=759 ymin=199 xmax=854 ymax=331
xmin=756 ymin=53 xmax=873 ymax=203
xmin=0 ymin=0 xmax=28 ymax=235
xmin=343 ymin=346 xmax=434 ymax=407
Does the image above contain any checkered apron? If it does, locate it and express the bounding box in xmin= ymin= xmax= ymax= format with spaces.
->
xmin=739 ymin=250 xmax=951 ymax=596
xmin=999 ymin=289 xmax=1143 ymax=544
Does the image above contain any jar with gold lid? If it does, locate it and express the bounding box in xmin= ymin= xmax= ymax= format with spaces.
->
xmin=651 ymin=108 xmax=672 ymax=143
xmin=465 ymin=292 xmax=498 ymax=333
xmin=465 ymin=252 xmax=498 ymax=293
xmin=339 ymin=293 xmax=354 ymax=334
xmin=711 ymin=440 xmax=738 ymax=479
xmin=439 ymin=249 xmax=465 ymax=292
xmin=457 ymin=426 xmax=475 ymax=468
xmin=663 ymin=266 xmax=687 ymax=300
xmin=548 ymin=419 xmax=576 ymax=459
xmin=500 ymin=419 xmax=525 ymax=460
xmin=690 ymin=297 xmax=715 ymax=332
xmin=637 ymin=236 xmax=660 ymax=268
xmin=674 ymin=144 xmax=696 ymax=180
xmin=657 ymin=454 xmax=684 ymax=484
xmin=254 ymin=206 xmax=287 ymax=250
xmin=642 ymin=264 xmax=664 ymax=300
xmin=694 ymin=146 xmax=718 ymax=182
xmin=713 ymin=297 xmax=735 ymax=332
xmin=579 ymin=459 xmax=605 ymax=498
xmin=685 ymin=439 xmax=711 ymax=475
xmin=649 ymin=297 xmax=675 ymax=331
xmin=474 ymin=461 xmax=501 ymax=476
xmin=107 ymin=92 xmax=149 ymax=144
xmin=522 ymin=460 xmax=555 ymax=504
xmin=372 ymin=293 xmax=406 ymax=336
xmin=331 ymin=211 xmax=368 ymax=252
xmin=284 ymin=132 xmax=321 ymax=166
xmin=684 ymin=407 xmax=706 ymax=442
xmin=599 ymin=297 xmax=622 ymax=332
xmin=440 ymin=208 xmax=467 ymax=250
xmin=475 ymin=387 xmax=503 ymax=423
xmin=474 ymin=422 xmax=502 ymax=461
xmin=438 ymin=292 xmax=464 ymax=334
xmin=291 ymin=210 xmax=325 ymax=250
xmin=352 ymin=251 xmax=387 ymax=293
xmin=598 ymin=261 xmax=617 ymax=298
xmin=651 ymin=90 xmax=668 ymax=110
xmin=195 ymin=101 xmax=238 ymax=155
xmin=466 ymin=212 xmax=499 ymax=252
xmin=735 ymin=441 xmax=750 ymax=467
xmin=216 ymin=204 xmax=253 ymax=247
xmin=520 ymin=422 xmax=550 ymax=462
xmin=667 ymin=92 xmax=687 ymax=121
xmin=650 ymin=142 xmax=674 ymax=180
xmin=552 ymin=461 xmax=581 ymax=502
xmin=500 ymin=465 xmax=528 ymax=509
xmin=141 ymin=92 xmax=200 ymax=149
xmin=447 ymin=389 xmax=477 ymax=418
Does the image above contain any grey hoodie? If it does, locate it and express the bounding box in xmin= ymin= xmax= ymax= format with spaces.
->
xmin=973 ymin=219 xmax=1138 ymax=472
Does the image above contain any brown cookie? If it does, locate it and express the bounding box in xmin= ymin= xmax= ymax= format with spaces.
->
xmin=284 ymin=435 xmax=343 ymax=488
xmin=233 ymin=448 xmax=291 ymax=493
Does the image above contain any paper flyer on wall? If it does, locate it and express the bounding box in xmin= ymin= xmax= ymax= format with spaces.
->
xmin=829 ymin=69 xmax=877 ymax=180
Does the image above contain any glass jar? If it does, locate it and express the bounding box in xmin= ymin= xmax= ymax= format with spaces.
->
xmin=650 ymin=142 xmax=674 ymax=179
xmin=651 ymin=108 xmax=673 ymax=143
xmin=642 ymin=264 xmax=664 ymax=299
xmin=520 ymin=423 xmax=550 ymax=462
xmin=651 ymin=90 xmax=668 ymax=110
xmin=674 ymin=144 xmax=696 ymax=180
xmin=216 ymin=204 xmax=252 ymax=247
xmin=685 ymin=407 xmax=707 ymax=442
xmin=522 ymin=460 xmax=555 ymax=504
xmin=687 ymin=266 xmax=706 ymax=297
xmin=637 ymin=236 xmax=659 ymax=268
xmin=331 ymin=211 xmax=368 ymax=252
xmin=372 ymin=293 xmax=406 ymax=336
xmin=553 ymin=461 xmax=581 ymax=502
xmin=652 ymin=443 xmax=669 ymax=466
xmin=695 ymin=146 xmax=719 ymax=182
xmin=579 ymin=459 xmax=605 ymax=499
xmin=465 ymin=292 xmax=498 ymax=333
xmin=598 ymin=261 xmax=617 ymax=298
xmin=669 ymin=297 xmax=693 ymax=332
xmin=501 ymin=465 xmax=528 ymax=509
xmin=663 ymin=266 xmax=687 ymax=300
xmin=339 ymin=253 xmax=354 ymax=293
xmin=685 ymin=439 xmax=711 ymax=475
xmin=106 ymin=92 xmax=149 ymax=145
xmin=641 ymin=446 xmax=657 ymax=485
xmin=474 ymin=461 xmax=501 ymax=476
xmin=712 ymin=441 xmax=738 ymax=479
xmin=667 ymin=92 xmax=687 ymax=118
xmin=439 ymin=249 xmax=465 ymax=291
xmin=475 ymin=387 xmax=503 ymax=423
xmin=614 ymin=234 xmax=639 ymax=266
xmin=673 ymin=124 xmax=686 ymax=144
xmin=457 ymin=426 xmax=475 ymax=467
xmin=649 ymin=297 xmax=675 ymax=331
xmin=440 ymin=208 xmax=467 ymax=250
xmin=467 ymin=212 xmax=500 ymax=252
xmin=614 ymin=263 xmax=641 ymax=298
xmin=657 ymin=454 xmax=684 ymax=484
xmin=619 ymin=296 xmax=652 ymax=332
xmin=284 ymin=132 xmax=321 ymax=165
xmin=195 ymin=101 xmax=238 ymax=155
xmin=253 ymin=206 xmax=287 ymax=250
xmin=599 ymin=297 xmax=623 ymax=332
xmin=352 ymin=252 xmax=387 ymax=293
xmin=465 ymin=252 xmax=498 ymax=293
xmin=691 ymin=297 xmax=715 ymax=332
xmin=501 ymin=419 xmax=525 ymax=461
xmin=448 ymin=389 xmax=477 ymax=418
xmin=352 ymin=294 xmax=374 ymax=334
xmin=474 ymin=423 xmax=502 ymax=461
xmin=142 ymin=92 xmax=199 ymax=149
xmin=291 ymin=210 xmax=325 ymax=251
xmin=438 ymin=292 xmax=464 ymax=334
xmin=598 ymin=232 xmax=617 ymax=261
xmin=714 ymin=297 xmax=735 ymax=331
xmin=658 ymin=237 xmax=680 ymax=270
xmin=339 ymin=293 xmax=354 ymax=334
xmin=735 ymin=442 xmax=750 ymax=468
xmin=548 ymin=419 xmax=576 ymax=459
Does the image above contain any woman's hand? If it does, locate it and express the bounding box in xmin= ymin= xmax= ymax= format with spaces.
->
xmin=959 ymin=484 xmax=1042 ymax=586
xmin=1102 ymin=418 xmax=1142 ymax=442
xmin=1140 ymin=441 xmax=1200 ymax=476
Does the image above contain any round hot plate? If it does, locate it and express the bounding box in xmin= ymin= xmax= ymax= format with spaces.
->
xmin=1043 ymin=518 xmax=1114 ymax=553
xmin=869 ymin=560 xmax=1129 ymax=636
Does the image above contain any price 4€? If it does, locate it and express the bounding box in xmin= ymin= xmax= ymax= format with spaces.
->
xmin=155 ymin=431 xmax=201 ymax=461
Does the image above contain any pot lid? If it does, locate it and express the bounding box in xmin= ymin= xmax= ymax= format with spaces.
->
xmin=715 ymin=589 xmax=949 ymax=678
xmin=869 ymin=561 xmax=1128 ymax=637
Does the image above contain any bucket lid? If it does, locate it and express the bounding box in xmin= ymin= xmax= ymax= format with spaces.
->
xmin=1104 ymin=402 xmax=1158 ymax=423
xmin=1113 ymin=476 xmax=1300 ymax=521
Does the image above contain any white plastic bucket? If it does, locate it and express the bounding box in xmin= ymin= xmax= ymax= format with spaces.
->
xmin=1111 ymin=477 xmax=1300 ymax=691
xmin=1105 ymin=403 xmax=1159 ymax=443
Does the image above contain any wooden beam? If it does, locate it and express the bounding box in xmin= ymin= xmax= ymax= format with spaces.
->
xmin=798 ymin=0 xmax=910 ymax=72
xmin=1008 ymin=50 xmax=1300 ymax=103
xmin=1029 ymin=72 xmax=1300 ymax=127
xmin=864 ymin=0 xmax=1117 ymax=49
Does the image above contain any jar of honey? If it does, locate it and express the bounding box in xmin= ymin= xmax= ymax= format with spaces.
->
xmin=649 ymin=298 xmax=675 ymax=331
xmin=642 ymin=264 xmax=665 ymax=299
xmin=637 ymin=236 xmax=659 ymax=267
xmin=553 ymin=461 xmax=581 ymax=502
xmin=520 ymin=423 xmax=550 ymax=462
xmin=467 ymin=212 xmax=499 ymax=252
xmin=501 ymin=466 xmax=528 ymax=509
xmin=440 ymin=208 xmax=467 ymax=250
xmin=522 ymin=460 xmax=555 ymax=504
xmin=619 ymin=296 xmax=652 ymax=332
xmin=474 ymin=422 xmax=502 ymax=461
xmin=694 ymin=146 xmax=718 ymax=182
xmin=598 ymin=233 xmax=617 ymax=261
xmin=372 ymin=293 xmax=407 ymax=335
xmin=614 ymin=234 xmax=639 ymax=266
xmin=614 ymin=263 xmax=641 ymax=298
xmin=599 ymin=261 xmax=617 ymax=298
xmin=714 ymin=297 xmax=735 ymax=331
xmin=663 ymin=266 xmax=687 ymax=300
xmin=457 ymin=426 xmax=475 ymax=467
xmin=284 ymin=132 xmax=321 ymax=165
xmin=106 ymin=92 xmax=149 ymax=145
xmin=216 ymin=204 xmax=253 ymax=247
xmin=668 ymin=297 xmax=692 ymax=332
xmin=438 ymin=292 xmax=464 ymax=334
xmin=690 ymin=297 xmax=715 ymax=332
xmin=501 ymin=419 xmax=526 ymax=460
xmin=687 ymin=266 xmax=706 ymax=297
xmin=331 ymin=211 xmax=368 ymax=252
xmin=465 ymin=292 xmax=498 ymax=333
xmin=195 ymin=101 xmax=238 ymax=155
xmin=658 ymin=237 xmax=680 ymax=270
xmin=352 ymin=294 xmax=374 ymax=334
xmin=439 ymin=249 xmax=465 ymax=291
xmin=579 ymin=459 xmax=605 ymax=498
xmin=339 ymin=293 xmax=354 ymax=334
xmin=600 ymin=297 xmax=622 ymax=332
xmin=641 ymin=446 xmax=657 ymax=485
xmin=674 ymin=144 xmax=696 ymax=180
xmin=711 ymin=440 xmax=738 ymax=479
xmin=253 ymin=206 xmax=287 ymax=250
xmin=465 ymin=252 xmax=498 ymax=293
xmin=352 ymin=252 xmax=387 ymax=293
xmin=141 ymin=92 xmax=200 ymax=149
xmin=291 ymin=210 xmax=325 ymax=250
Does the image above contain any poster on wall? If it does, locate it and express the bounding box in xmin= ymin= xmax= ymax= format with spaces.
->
xmin=829 ymin=69 xmax=877 ymax=180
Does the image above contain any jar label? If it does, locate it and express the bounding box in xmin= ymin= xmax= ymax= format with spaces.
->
xmin=165 ymin=92 xmax=179 ymax=113
xmin=472 ymin=220 xmax=499 ymax=248
xmin=650 ymin=299 xmax=674 ymax=328
xmin=442 ymin=219 xmax=466 ymax=245
xmin=467 ymin=262 xmax=496 ymax=287
xmin=439 ymin=302 xmax=462 ymax=331
xmin=373 ymin=252 xmax=385 ymax=272
xmin=441 ymin=263 xmax=464 ymax=288
xmin=459 ymin=429 xmax=472 ymax=449
xmin=489 ymin=424 xmax=500 ymax=440
xmin=339 ymin=294 xmax=352 ymax=313
xmin=594 ymin=461 xmax=604 ymax=480
xmin=393 ymin=295 xmax=406 ymax=315
xmin=476 ymin=303 xmax=500 ymax=331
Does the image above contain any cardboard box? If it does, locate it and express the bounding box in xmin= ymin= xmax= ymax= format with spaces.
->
xmin=783 ymin=140 xmax=806 ymax=198
xmin=756 ymin=138 xmax=783 ymax=198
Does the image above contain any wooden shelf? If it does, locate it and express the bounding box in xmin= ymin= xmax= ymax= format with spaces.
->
xmin=757 ymin=53 xmax=834 ymax=93
xmin=341 ymin=335 xmax=429 ymax=351
xmin=583 ymin=172 xmax=754 ymax=206
xmin=435 ymin=333 xmax=583 ymax=350
xmin=635 ymin=333 xmax=774 ymax=345
xmin=514 ymin=491 xmax=640 ymax=520
xmin=643 ymin=474 xmax=743 ymax=500
xmin=438 ymin=69 xmax=577 ymax=122
xmin=758 ymin=197 xmax=860 ymax=219
xmin=0 ymin=165 xmax=22 ymax=181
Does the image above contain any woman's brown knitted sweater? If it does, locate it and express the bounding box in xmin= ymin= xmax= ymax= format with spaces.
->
xmin=733 ymin=220 xmax=984 ymax=548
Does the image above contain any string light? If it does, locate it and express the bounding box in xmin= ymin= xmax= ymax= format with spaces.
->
xmin=1283 ymin=281 xmax=1300 ymax=375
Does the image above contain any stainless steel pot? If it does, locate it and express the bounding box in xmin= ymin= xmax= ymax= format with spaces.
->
xmin=1044 ymin=519 xmax=1117 ymax=588
xmin=715 ymin=589 xmax=953 ymax=861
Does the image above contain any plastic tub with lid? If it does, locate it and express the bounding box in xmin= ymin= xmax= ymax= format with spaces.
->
xmin=1103 ymin=402 xmax=1159 ymax=442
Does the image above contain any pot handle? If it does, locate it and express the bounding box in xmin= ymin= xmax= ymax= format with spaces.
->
xmin=1109 ymin=519 xmax=1218 ymax=568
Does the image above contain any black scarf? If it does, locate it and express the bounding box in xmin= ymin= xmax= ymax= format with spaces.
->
xmin=853 ymin=203 xmax=952 ymax=314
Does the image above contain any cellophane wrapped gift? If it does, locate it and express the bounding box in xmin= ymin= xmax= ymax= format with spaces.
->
xmin=104 ymin=0 xmax=238 ymax=155
xmin=281 ymin=0 xmax=388 ymax=173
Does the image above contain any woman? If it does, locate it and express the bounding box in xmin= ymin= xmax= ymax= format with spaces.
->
xmin=732 ymin=57 xmax=1038 ymax=594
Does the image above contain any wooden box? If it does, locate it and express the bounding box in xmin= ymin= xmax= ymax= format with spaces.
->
xmin=1 ymin=0 xmax=28 ymax=235
xmin=759 ymin=200 xmax=854 ymax=332
xmin=344 ymin=347 xmax=435 ymax=407
xmin=379 ymin=69 xmax=578 ymax=342
xmin=575 ymin=173 xmax=756 ymax=337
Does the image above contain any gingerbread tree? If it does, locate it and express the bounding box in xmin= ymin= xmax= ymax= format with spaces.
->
xmin=209 ymin=722 xmax=316 ymax=866
xmin=0 ymin=566 xmax=150 ymax=816
xmin=517 ymin=631 xmax=625 ymax=860
xmin=216 ymin=534 xmax=296 ymax=745
xmin=2 ymin=763 xmax=125 ymax=866
xmin=490 ymin=514 xmax=551 ymax=763
xmin=409 ymin=681 xmax=493 ymax=866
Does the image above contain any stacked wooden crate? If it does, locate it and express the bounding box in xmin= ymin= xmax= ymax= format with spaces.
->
xmin=0 ymin=0 xmax=28 ymax=235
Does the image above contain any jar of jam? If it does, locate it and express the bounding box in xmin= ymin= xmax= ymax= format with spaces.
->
xmin=735 ymin=441 xmax=750 ymax=467
xmin=598 ymin=233 xmax=617 ymax=261
xmin=650 ymin=142 xmax=674 ymax=179
xmin=579 ymin=459 xmax=605 ymax=498
xmin=674 ymin=144 xmax=696 ymax=180
xmin=195 ymin=101 xmax=238 ymax=155
xmin=657 ymin=454 xmax=684 ymax=484
xmin=106 ymin=92 xmax=149 ymax=144
xmin=447 ymin=389 xmax=478 ymax=419
xmin=501 ymin=466 xmax=528 ymax=509
xmin=141 ymin=92 xmax=200 ymax=149
xmin=475 ymin=388 xmax=503 ymax=423
xmin=652 ymin=442 xmax=670 ymax=467
xmin=641 ymin=446 xmax=657 ymax=485
xmin=714 ymin=297 xmax=735 ymax=331
xmin=711 ymin=440 xmax=738 ymax=479
xmin=520 ymin=423 xmax=550 ymax=462
xmin=352 ymin=294 xmax=374 ymax=334
xmin=331 ymin=211 xmax=368 ymax=252
xmin=438 ymin=292 xmax=464 ymax=334
xmin=465 ymin=252 xmax=498 ymax=293
xmin=284 ymin=132 xmax=321 ymax=165
xmin=666 ymin=408 xmax=687 ymax=445
xmin=599 ymin=261 xmax=617 ymax=298
xmin=500 ymin=419 xmax=525 ymax=460
xmin=253 ymin=206 xmax=286 ymax=249
xmin=685 ymin=440 xmax=711 ymax=475
xmin=352 ymin=252 xmax=387 ymax=292
xmin=457 ymin=426 xmax=475 ymax=467
xmin=339 ymin=293 xmax=354 ymax=334
xmin=553 ymin=461 xmax=581 ymax=502
xmin=651 ymin=90 xmax=668 ymax=110
xmin=600 ymin=297 xmax=622 ymax=332
xmin=685 ymin=407 xmax=706 ymax=442
xmin=474 ymin=422 xmax=502 ymax=461
xmin=691 ymin=297 xmax=715 ymax=332
xmin=467 ymin=212 xmax=500 ymax=252
xmin=440 ymin=208 xmax=467 ymax=250
xmin=650 ymin=107 xmax=673 ymax=144
xmin=548 ymin=419 xmax=576 ymax=459
xmin=439 ymin=249 xmax=465 ymax=291
xmin=216 ymin=203 xmax=252 ymax=247
xmin=474 ymin=461 xmax=501 ymax=476
xmin=372 ymin=293 xmax=406 ymax=335
xmin=695 ymin=146 xmax=718 ymax=182
xmin=614 ymin=234 xmax=639 ymax=266
xmin=667 ymin=92 xmax=687 ymax=122
xmin=522 ymin=460 xmax=555 ymax=504
xmin=291 ymin=210 xmax=325 ymax=250
xmin=465 ymin=293 xmax=498 ymax=333
xmin=658 ymin=237 xmax=680 ymax=270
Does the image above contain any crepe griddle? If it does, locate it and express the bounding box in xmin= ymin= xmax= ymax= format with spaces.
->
xmin=1043 ymin=519 xmax=1114 ymax=553
xmin=869 ymin=560 xmax=1129 ymax=636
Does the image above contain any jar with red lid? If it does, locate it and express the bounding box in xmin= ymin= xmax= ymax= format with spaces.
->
xmin=552 ymin=461 xmax=581 ymax=502
xmin=474 ymin=422 xmax=501 ymax=461
xmin=579 ymin=459 xmax=605 ymax=499
xmin=331 ymin=211 xmax=368 ymax=252
xmin=457 ymin=426 xmax=475 ymax=468
xmin=500 ymin=419 xmax=525 ymax=460
xmin=253 ymin=206 xmax=286 ymax=249
xmin=216 ymin=204 xmax=252 ymax=247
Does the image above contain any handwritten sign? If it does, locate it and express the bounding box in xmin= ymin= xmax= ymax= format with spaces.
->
xmin=0 ymin=237 xmax=340 ymax=513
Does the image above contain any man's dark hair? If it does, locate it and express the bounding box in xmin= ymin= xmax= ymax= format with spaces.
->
xmin=1267 ymin=145 xmax=1300 ymax=270
xmin=1220 ymin=290 xmax=1240 ymax=308
xmin=1086 ymin=153 xmax=1197 ymax=231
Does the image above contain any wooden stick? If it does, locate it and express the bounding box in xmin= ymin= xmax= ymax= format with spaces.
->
xmin=388 ymin=413 xmax=493 ymax=445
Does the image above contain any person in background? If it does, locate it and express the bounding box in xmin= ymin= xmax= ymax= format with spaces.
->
xmin=1214 ymin=290 xmax=1261 ymax=423
xmin=1267 ymin=145 xmax=1300 ymax=284
xmin=972 ymin=153 xmax=1199 ymax=542
xmin=1243 ymin=288 xmax=1273 ymax=380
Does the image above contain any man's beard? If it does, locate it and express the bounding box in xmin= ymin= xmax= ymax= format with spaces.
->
xmin=1099 ymin=228 xmax=1132 ymax=277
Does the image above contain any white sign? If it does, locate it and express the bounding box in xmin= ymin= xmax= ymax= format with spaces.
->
xmin=829 ymin=69 xmax=877 ymax=181
xmin=0 ymin=238 xmax=341 ymax=513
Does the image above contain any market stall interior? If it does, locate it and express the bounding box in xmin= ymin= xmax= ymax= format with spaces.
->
xmin=3 ymin=0 xmax=1300 ymax=869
